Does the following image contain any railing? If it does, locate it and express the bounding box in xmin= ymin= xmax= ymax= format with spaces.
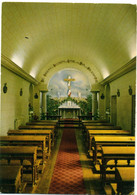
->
xmin=41 ymin=113 xmax=61 ymax=121
xmin=78 ymin=115 xmax=95 ymax=121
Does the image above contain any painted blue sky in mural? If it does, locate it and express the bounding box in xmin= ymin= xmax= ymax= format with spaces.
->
xmin=47 ymin=69 xmax=91 ymax=98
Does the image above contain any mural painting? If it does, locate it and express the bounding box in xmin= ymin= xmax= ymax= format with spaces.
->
xmin=45 ymin=69 xmax=92 ymax=118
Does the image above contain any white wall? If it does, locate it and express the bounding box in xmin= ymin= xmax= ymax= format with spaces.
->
xmin=1 ymin=67 xmax=30 ymax=135
xmin=110 ymin=69 xmax=136 ymax=132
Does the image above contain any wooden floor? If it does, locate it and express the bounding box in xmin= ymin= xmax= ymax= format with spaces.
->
xmin=24 ymin=127 xmax=106 ymax=194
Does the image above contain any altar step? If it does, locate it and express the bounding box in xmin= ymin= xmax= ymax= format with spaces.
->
xmin=59 ymin=124 xmax=80 ymax=128
xmin=59 ymin=119 xmax=79 ymax=122
xmin=58 ymin=119 xmax=80 ymax=128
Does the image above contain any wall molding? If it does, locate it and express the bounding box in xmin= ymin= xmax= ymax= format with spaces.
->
xmin=100 ymin=57 xmax=136 ymax=86
xmin=42 ymin=59 xmax=98 ymax=82
xmin=1 ymin=54 xmax=39 ymax=85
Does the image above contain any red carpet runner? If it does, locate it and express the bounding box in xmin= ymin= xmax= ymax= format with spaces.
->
xmin=48 ymin=128 xmax=86 ymax=194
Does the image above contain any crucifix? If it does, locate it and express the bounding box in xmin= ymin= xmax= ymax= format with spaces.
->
xmin=64 ymin=76 xmax=75 ymax=97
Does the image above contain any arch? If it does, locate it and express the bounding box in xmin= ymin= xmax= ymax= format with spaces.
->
xmin=37 ymin=59 xmax=103 ymax=85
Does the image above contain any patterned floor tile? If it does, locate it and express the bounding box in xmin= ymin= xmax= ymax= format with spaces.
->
xmin=48 ymin=128 xmax=86 ymax=194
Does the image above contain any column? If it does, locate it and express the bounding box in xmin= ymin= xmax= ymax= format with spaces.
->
xmin=77 ymin=110 xmax=78 ymax=118
xmin=41 ymin=91 xmax=47 ymax=114
xmin=35 ymin=83 xmax=48 ymax=119
xmin=73 ymin=110 xmax=75 ymax=119
xmin=63 ymin=109 xmax=65 ymax=118
xmin=58 ymin=108 xmax=62 ymax=118
xmin=92 ymin=91 xmax=98 ymax=119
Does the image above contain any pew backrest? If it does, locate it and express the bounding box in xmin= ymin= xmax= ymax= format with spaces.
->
xmin=86 ymin=126 xmax=122 ymax=130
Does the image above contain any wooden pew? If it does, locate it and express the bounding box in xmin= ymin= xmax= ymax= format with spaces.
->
xmin=30 ymin=119 xmax=59 ymax=124
xmin=0 ymin=165 xmax=23 ymax=193
xmin=19 ymin=125 xmax=55 ymax=143
xmin=90 ymin=136 xmax=135 ymax=164
xmin=82 ymin=125 xmax=121 ymax=136
xmin=100 ymin=146 xmax=135 ymax=181
xmin=86 ymin=125 xmax=122 ymax=130
xmin=82 ymin=120 xmax=108 ymax=123
xmin=32 ymin=120 xmax=58 ymax=123
xmin=82 ymin=123 xmax=114 ymax=133
xmin=7 ymin=130 xmax=52 ymax=156
xmin=115 ymin=167 xmax=134 ymax=194
xmin=88 ymin=130 xmax=130 ymax=136
xmin=33 ymin=120 xmax=60 ymax=127
xmin=0 ymin=136 xmax=47 ymax=165
xmin=19 ymin=125 xmax=55 ymax=130
xmin=83 ymin=122 xmax=113 ymax=126
xmin=0 ymin=146 xmax=38 ymax=186
xmin=26 ymin=122 xmax=57 ymax=126
xmin=25 ymin=122 xmax=59 ymax=135
xmin=87 ymin=130 xmax=131 ymax=154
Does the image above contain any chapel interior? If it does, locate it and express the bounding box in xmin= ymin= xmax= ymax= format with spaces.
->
xmin=0 ymin=2 xmax=136 ymax=195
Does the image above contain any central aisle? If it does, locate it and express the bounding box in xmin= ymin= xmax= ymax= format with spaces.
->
xmin=48 ymin=128 xmax=87 ymax=194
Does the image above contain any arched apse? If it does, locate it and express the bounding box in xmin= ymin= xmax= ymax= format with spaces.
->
xmin=47 ymin=68 xmax=91 ymax=98
xmin=37 ymin=60 xmax=103 ymax=84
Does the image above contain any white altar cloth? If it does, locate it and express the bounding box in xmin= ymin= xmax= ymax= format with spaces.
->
xmin=58 ymin=101 xmax=81 ymax=119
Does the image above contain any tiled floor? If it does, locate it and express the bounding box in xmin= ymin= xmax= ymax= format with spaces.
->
xmin=49 ymin=128 xmax=87 ymax=194
xmin=34 ymin=127 xmax=105 ymax=194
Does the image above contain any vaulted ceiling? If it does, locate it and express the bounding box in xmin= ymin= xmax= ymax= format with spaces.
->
xmin=1 ymin=2 xmax=136 ymax=85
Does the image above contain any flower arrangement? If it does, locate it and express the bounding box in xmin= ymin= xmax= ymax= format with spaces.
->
xmin=47 ymin=94 xmax=92 ymax=116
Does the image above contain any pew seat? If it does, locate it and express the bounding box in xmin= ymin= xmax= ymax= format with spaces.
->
xmin=90 ymin=136 xmax=135 ymax=163
xmin=19 ymin=125 xmax=55 ymax=130
xmin=7 ymin=130 xmax=52 ymax=156
xmin=18 ymin=128 xmax=55 ymax=146
xmin=115 ymin=167 xmax=134 ymax=194
xmin=86 ymin=126 xmax=122 ymax=130
xmin=83 ymin=122 xmax=114 ymax=126
xmin=87 ymin=130 xmax=131 ymax=154
xmin=26 ymin=122 xmax=57 ymax=126
xmin=87 ymin=129 xmax=130 ymax=136
xmin=82 ymin=125 xmax=122 ymax=135
xmin=27 ymin=120 xmax=59 ymax=132
xmin=0 ymin=165 xmax=25 ymax=193
xmin=82 ymin=120 xmax=108 ymax=123
xmin=0 ymin=135 xmax=47 ymax=164
xmin=99 ymin=146 xmax=135 ymax=181
xmin=0 ymin=146 xmax=38 ymax=186
xmin=0 ymin=158 xmax=42 ymax=178
xmin=32 ymin=120 xmax=58 ymax=123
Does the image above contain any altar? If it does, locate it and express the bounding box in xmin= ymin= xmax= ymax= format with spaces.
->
xmin=58 ymin=101 xmax=81 ymax=119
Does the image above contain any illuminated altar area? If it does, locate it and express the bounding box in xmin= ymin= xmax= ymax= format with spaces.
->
xmin=58 ymin=101 xmax=81 ymax=119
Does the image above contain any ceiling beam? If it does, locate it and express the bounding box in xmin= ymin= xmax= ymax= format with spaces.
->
xmin=1 ymin=54 xmax=39 ymax=85
xmin=99 ymin=57 xmax=136 ymax=86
